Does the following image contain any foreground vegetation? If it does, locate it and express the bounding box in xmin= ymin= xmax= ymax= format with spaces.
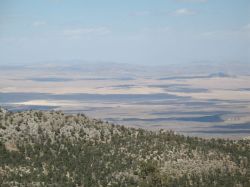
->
xmin=0 ymin=107 xmax=249 ymax=186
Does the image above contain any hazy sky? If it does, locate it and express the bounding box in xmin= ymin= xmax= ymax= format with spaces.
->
xmin=0 ymin=0 xmax=249 ymax=65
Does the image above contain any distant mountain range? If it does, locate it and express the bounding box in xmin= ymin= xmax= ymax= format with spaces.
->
xmin=1 ymin=61 xmax=249 ymax=77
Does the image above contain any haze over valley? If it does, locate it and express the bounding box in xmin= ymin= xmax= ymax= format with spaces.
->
xmin=1 ymin=61 xmax=250 ymax=139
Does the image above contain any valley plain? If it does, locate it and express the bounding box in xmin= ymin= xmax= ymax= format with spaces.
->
xmin=1 ymin=61 xmax=250 ymax=139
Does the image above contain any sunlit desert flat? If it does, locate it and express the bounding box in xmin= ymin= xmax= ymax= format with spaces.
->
xmin=1 ymin=62 xmax=250 ymax=139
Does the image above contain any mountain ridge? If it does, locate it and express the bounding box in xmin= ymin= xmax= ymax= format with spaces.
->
xmin=0 ymin=108 xmax=249 ymax=186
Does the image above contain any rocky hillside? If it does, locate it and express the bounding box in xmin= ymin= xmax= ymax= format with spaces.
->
xmin=0 ymin=108 xmax=249 ymax=186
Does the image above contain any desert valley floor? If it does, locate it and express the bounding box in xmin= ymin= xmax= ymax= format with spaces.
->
xmin=1 ymin=62 xmax=250 ymax=139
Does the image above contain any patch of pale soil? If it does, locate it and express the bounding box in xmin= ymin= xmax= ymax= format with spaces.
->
xmin=4 ymin=142 xmax=19 ymax=152
xmin=172 ymin=90 xmax=250 ymax=101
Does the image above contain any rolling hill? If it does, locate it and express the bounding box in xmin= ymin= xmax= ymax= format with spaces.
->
xmin=0 ymin=108 xmax=249 ymax=186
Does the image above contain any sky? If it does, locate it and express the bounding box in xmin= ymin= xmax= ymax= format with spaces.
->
xmin=0 ymin=0 xmax=249 ymax=65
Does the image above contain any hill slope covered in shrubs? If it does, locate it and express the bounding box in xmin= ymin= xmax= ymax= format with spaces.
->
xmin=0 ymin=108 xmax=249 ymax=186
